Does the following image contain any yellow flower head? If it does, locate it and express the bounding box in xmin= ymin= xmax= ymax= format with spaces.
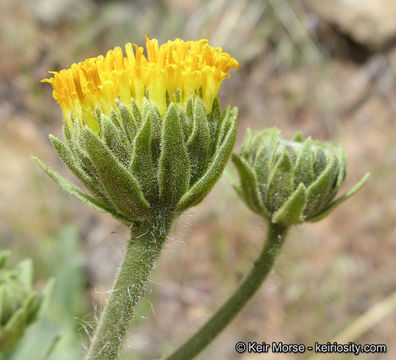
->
xmin=42 ymin=37 xmax=239 ymax=132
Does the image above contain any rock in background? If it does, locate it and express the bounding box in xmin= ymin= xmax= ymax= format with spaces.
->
xmin=309 ymin=0 xmax=396 ymax=49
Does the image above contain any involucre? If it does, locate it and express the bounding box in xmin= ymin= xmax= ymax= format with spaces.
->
xmin=232 ymin=128 xmax=370 ymax=226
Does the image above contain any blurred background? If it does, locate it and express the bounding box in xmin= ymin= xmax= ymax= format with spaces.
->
xmin=0 ymin=0 xmax=395 ymax=359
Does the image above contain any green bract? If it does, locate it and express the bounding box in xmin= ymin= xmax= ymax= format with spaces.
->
xmin=231 ymin=128 xmax=370 ymax=226
xmin=0 ymin=252 xmax=52 ymax=354
xmin=34 ymin=96 xmax=237 ymax=225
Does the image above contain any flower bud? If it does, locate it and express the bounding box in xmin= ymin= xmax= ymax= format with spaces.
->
xmin=0 ymin=252 xmax=52 ymax=354
xmin=36 ymin=38 xmax=238 ymax=225
xmin=231 ymin=128 xmax=370 ymax=226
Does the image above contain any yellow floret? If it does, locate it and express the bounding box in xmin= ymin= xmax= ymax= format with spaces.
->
xmin=42 ymin=37 xmax=239 ymax=132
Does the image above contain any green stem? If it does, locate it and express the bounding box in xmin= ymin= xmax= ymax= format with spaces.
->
xmin=85 ymin=216 xmax=173 ymax=360
xmin=164 ymin=222 xmax=288 ymax=360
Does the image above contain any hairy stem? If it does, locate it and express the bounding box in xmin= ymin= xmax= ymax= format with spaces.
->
xmin=85 ymin=216 xmax=173 ymax=360
xmin=165 ymin=222 xmax=288 ymax=360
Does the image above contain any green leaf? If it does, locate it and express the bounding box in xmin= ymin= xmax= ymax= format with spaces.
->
xmin=69 ymin=145 xmax=97 ymax=179
xmin=0 ymin=252 xmax=9 ymax=269
xmin=209 ymin=97 xmax=221 ymax=120
xmin=179 ymin=106 xmax=193 ymax=142
xmin=148 ymin=103 xmax=163 ymax=169
xmin=118 ymin=103 xmax=137 ymax=143
xmin=308 ymin=173 xmax=370 ymax=222
xmin=69 ymin=115 xmax=82 ymax=143
xmin=293 ymin=137 xmax=314 ymax=187
xmin=212 ymin=106 xmax=233 ymax=154
xmin=49 ymin=135 xmax=79 ymax=174
xmin=1 ymin=289 xmax=43 ymax=354
xmin=142 ymin=96 xmax=155 ymax=120
xmin=272 ymin=183 xmax=307 ymax=225
xmin=112 ymin=109 xmax=133 ymax=147
xmin=158 ymin=103 xmax=190 ymax=209
xmin=62 ymin=123 xmax=73 ymax=146
xmin=243 ymin=129 xmax=274 ymax=165
xmin=34 ymin=278 xmax=55 ymax=320
xmin=49 ymin=135 xmax=109 ymax=203
xmin=208 ymin=98 xmax=221 ymax=148
xmin=63 ymin=121 xmax=99 ymax=180
xmin=131 ymin=98 xmax=142 ymax=125
xmin=110 ymin=109 xmax=122 ymax=129
xmin=323 ymin=148 xmax=348 ymax=205
xmin=15 ymin=259 xmax=33 ymax=287
xmin=176 ymin=118 xmax=237 ymax=212
xmin=305 ymin=154 xmax=338 ymax=217
xmin=32 ymin=157 xmax=131 ymax=225
xmin=23 ymin=293 xmax=41 ymax=325
xmin=313 ymin=146 xmax=327 ymax=177
xmin=232 ymin=154 xmax=268 ymax=216
xmin=293 ymin=131 xmax=304 ymax=142
xmin=186 ymin=97 xmax=193 ymax=118
xmin=187 ymin=97 xmax=211 ymax=185
xmin=283 ymin=143 xmax=298 ymax=164
xmin=82 ymin=128 xmax=150 ymax=221
xmin=100 ymin=115 xmax=130 ymax=165
xmin=265 ymin=151 xmax=294 ymax=212
xmin=130 ymin=114 xmax=158 ymax=203
xmin=94 ymin=107 xmax=103 ymax=133
xmin=254 ymin=129 xmax=281 ymax=190
xmin=2 ymin=306 xmax=28 ymax=353
xmin=336 ymin=148 xmax=347 ymax=188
